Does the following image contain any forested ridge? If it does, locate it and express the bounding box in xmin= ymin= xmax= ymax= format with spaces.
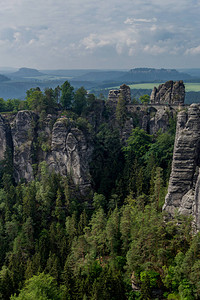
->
xmin=0 ymin=82 xmax=199 ymax=300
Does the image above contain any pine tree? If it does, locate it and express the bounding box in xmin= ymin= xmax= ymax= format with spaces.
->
xmin=116 ymin=92 xmax=127 ymax=127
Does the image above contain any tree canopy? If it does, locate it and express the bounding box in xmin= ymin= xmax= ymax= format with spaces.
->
xmin=139 ymin=94 xmax=150 ymax=104
xmin=60 ymin=81 xmax=74 ymax=110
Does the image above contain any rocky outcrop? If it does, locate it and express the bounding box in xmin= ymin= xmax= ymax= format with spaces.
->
xmin=108 ymin=84 xmax=131 ymax=104
xmin=0 ymin=115 xmax=12 ymax=161
xmin=108 ymin=89 xmax=120 ymax=103
xmin=163 ymin=104 xmax=200 ymax=229
xmin=126 ymin=105 xmax=176 ymax=135
xmin=108 ymin=82 xmax=180 ymax=140
xmin=150 ymin=80 xmax=185 ymax=105
xmin=47 ymin=118 xmax=93 ymax=193
xmin=11 ymin=110 xmax=38 ymax=182
xmin=0 ymin=78 xmax=185 ymax=196
xmin=120 ymin=84 xmax=131 ymax=104
xmin=0 ymin=111 xmax=93 ymax=193
xmin=149 ymin=106 xmax=175 ymax=134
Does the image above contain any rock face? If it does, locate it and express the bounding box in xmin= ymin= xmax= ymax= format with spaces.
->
xmin=11 ymin=111 xmax=38 ymax=182
xmin=0 ymin=79 xmax=186 ymax=197
xmin=149 ymin=106 xmax=175 ymax=135
xmin=150 ymin=80 xmax=185 ymax=105
xmin=108 ymin=81 xmax=180 ymax=139
xmin=0 ymin=115 xmax=12 ymax=161
xmin=120 ymin=84 xmax=131 ymax=104
xmin=47 ymin=118 xmax=93 ymax=193
xmin=108 ymin=84 xmax=131 ymax=104
xmin=163 ymin=104 xmax=200 ymax=229
xmin=0 ymin=111 xmax=93 ymax=194
xmin=126 ymin=105 xmax=176 ymax=135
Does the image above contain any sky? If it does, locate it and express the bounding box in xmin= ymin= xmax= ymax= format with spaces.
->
xmin=0 ymin=0 xmax=200 ymax=70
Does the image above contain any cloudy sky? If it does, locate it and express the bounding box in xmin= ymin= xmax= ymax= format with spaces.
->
xmin=0 ymin=0 xmax=200 ymax=69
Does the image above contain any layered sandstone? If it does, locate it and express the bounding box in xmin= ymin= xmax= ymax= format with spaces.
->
xmin=150 ymin=80 xmax=185 ymax=105
xmin=108 ymin=84 xmax=131 ymax=104
xmin=163 ymin=104 xmax=200 ymax=229
xmin=0 ymin=111 xmax=93 ymax=194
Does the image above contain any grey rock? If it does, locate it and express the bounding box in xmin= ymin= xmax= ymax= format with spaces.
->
xmin=0 ymin=111 xmax=92 ymax=193
xmin=178 ymin=189 xmax=194 ymax=216
xmin=150 ymin=80 xmax=185 ymax=105
xmin=163 ymin=104 xmax=200 ymax=229
xmin=121 ymin=118 xmax=134 ymax=143
xmin=126 ymin=104 xmax=176 ymax=135
xmin=0 ymin=112 xmax=93 ymax=193
xmin=47 ymin=118 xmax=93 ymax=193
xmin=11 ymin=110 xmax=38 ymax=182
xmin=108 ymin=89 xmax=120 ymax=103
xmin=108 ymin=84 xmax=131 ymax=104
xmin=37 ymin=114 xmax=57 ymax=162
xmin=120 ymin=84 xmax=131 ymax=104
xmin=193 ymin=169 xmax=200 ymax=229
xmin=0 ymin=114 xmax=12 ymax=161
xmin=149 ymin=106 xmax=175 ymax=135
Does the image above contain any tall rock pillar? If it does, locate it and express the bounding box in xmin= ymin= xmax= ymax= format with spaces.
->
xmin=163 ymin=104 xmax=200 ymax=229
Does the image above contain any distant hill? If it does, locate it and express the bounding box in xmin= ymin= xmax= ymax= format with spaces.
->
xmin=72 ymin=71 xmax=127 ymax=82
xmin=118 ymin=68 xmax=191 ymax=82
xmin=0 ymin=74 xmax=10 ymax=82
xmin=41 ymin=69 xmax=97 ymax=77
xmin=11 ymin=67 xmax=45 ymax=78
xmin=179 ymin=68 xmax=200 ymax=78
xmin=71 ymin=68 xmax=191 ymax=83
xmin=0 ymin=67 xmax=196 ymax=101
xmin=0 ymin=79 xmax=96 ymax=100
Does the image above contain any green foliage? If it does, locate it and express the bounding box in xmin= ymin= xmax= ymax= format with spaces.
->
xmin=10 ymin=272 xmax=62 ymax=299
xmin=76 ymin=117 xmax=93 ymax=134
xmin=0 ymin=98 xmax=7 ymax=112
xmin=87 ymin=93 xmax=96 ymax=107
xmin=139 ymin=94 xmax=150 ymax=104
xmin=0 ymin=82 xmax=198 ymax=299
xmin=151 ymin=167 xmax=166 ymax=210
xmin=123 ymin=127 xmax=152 ymax=163
xmin=26 ymin=87 xmax=58 ymax=113
xmin=0 ymin=146 xmax=14 ymax=187
xmin=145 ymin=131 xmax=174 ymax=178
xmin=93 ymin=193 xmax=106 ymax=210
xmin=73 ymin=86 xmax=87 ymax=115
xmin=26 ymin=87 xmax=45 ymax=111
xmin=0 ymin=97 xmax=28 ymax=113
xmin=60 ymin=81 xmax=74 ymax=109
xmin=90 ymin=123 xmax=123 ymax=198
xmin=116 ymin=92 xmax=127 ymax=126
xmin=140 ymin=270 xmax=159 ymax=299
xmin=44 ymin=88 xmax=58 ymax=113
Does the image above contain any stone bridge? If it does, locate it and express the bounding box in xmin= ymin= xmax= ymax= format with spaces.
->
xmin=126 ymin=103 xmax=188 ymax=114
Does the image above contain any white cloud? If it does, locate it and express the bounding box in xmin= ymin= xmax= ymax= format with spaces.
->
xmin=124 ymin=17 xmax=157 ymax=25
xmin=81 ymin=34 xmax=110 ymax=50
xmin=0 ymin=0 xmax=198 ymax=68
xmin=143 ymin=45 xmax=167 ymax=55
xmin=185 ymin=45 xmax=200 ymax=55
xmin=80 ymin=29 xmax=138 ymax=56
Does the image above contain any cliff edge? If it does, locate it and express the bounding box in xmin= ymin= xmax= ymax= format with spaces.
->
xmin=163 ymin=104 xmax=200 ymax=229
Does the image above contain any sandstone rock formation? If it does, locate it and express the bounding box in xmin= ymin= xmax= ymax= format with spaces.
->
xmin=163 ymin=104 xmax=200 ymax=230
xmin=0 ymin=80 xmax=186 ymax=196
xmin=150 ymin=80 xmax=185 ymax=105
xmin=47 ymin=118 xmax=93 ymax=193
xmin=0 ymin=114 xmax=12 ymax=161
xmin=149 ymin=106 xmax=175 ymax=134
xmin=126 ymin=105 xmax=176 ymax=135
xmin=11 ymin=110 xmax=38 ymax=182
xmin=108 ymin=84 xmax=131 ymax=104
xmin=0 ymin=111 xmax=93 ymax=194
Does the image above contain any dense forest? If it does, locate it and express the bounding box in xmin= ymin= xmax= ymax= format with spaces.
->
xmin=0 ymin=82 xmax=200 ymax=300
